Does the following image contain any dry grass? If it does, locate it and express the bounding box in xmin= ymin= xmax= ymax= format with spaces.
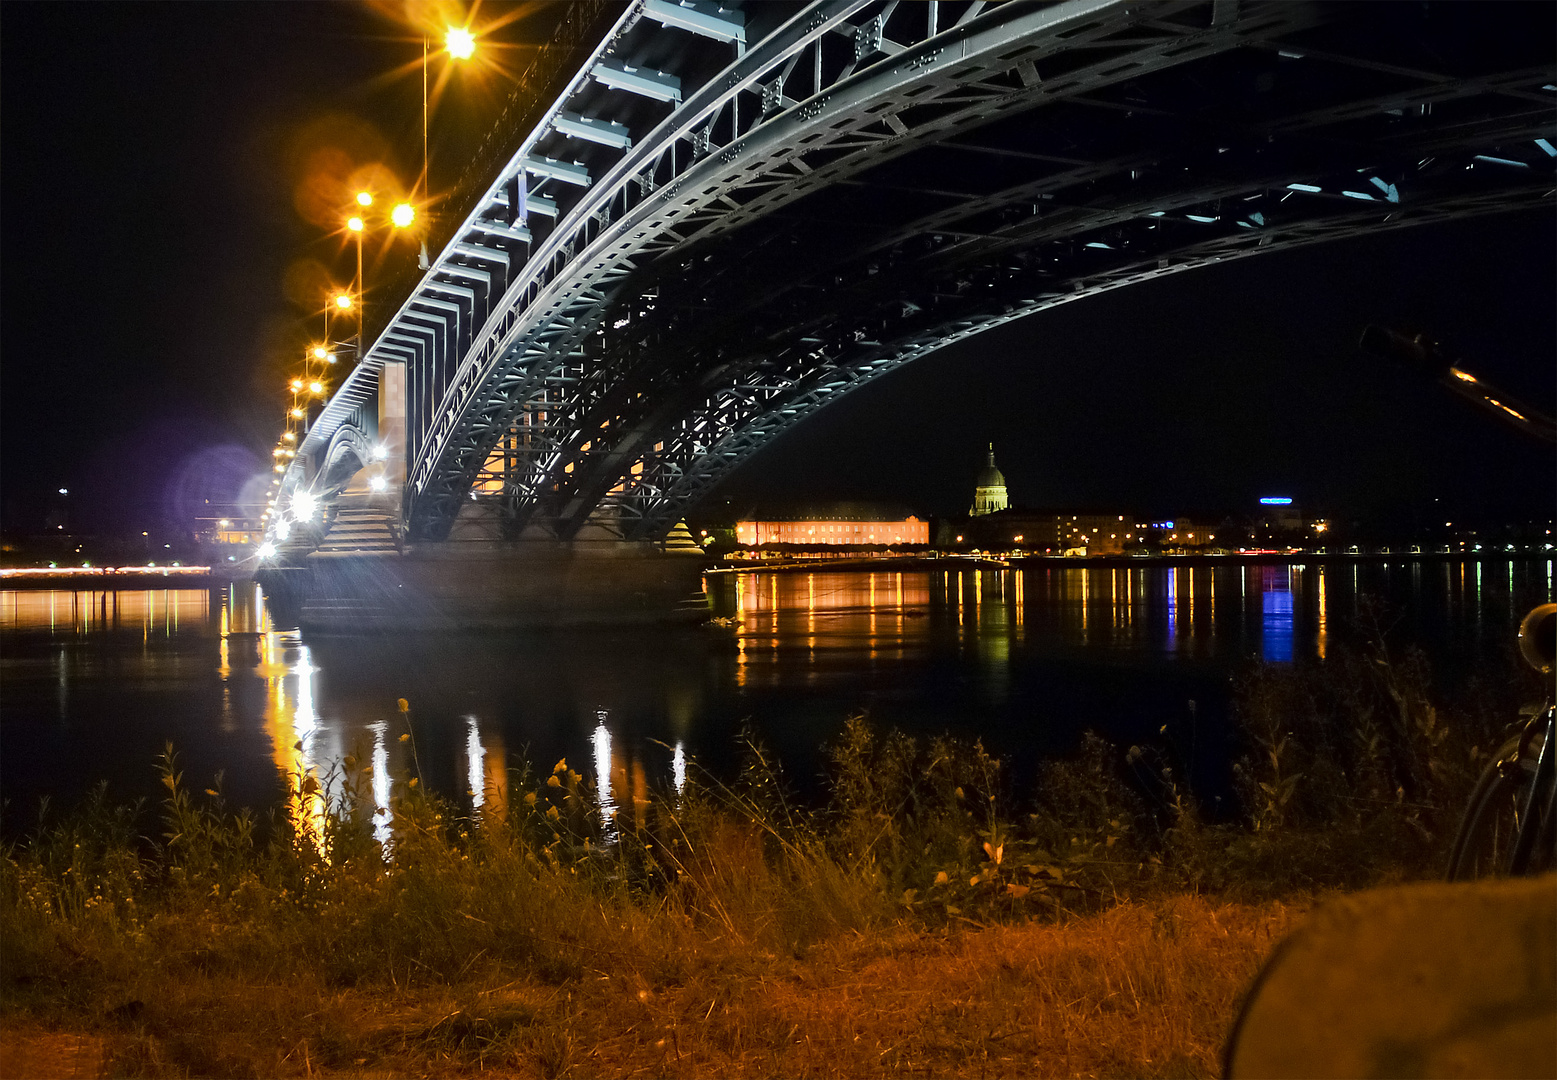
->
xmin=2 ymin=894 xmax=1304 ymax=1078
xmin=8 ymin=640 xmax=1488 ymax=1080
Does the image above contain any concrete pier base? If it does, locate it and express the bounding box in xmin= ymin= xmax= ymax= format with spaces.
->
xmin=282 ymin=542 xmax=707 ymax=633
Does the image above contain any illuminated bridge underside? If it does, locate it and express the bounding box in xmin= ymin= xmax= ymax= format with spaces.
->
xmin=292 ymin=0 xmax=1556 ymax=545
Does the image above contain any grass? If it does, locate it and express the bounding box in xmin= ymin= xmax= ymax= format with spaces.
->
xmin=1 ymin=640 xmax=1532 ymax=1077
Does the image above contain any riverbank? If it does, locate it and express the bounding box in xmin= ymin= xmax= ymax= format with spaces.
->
xmin=4 ymin=632 xmax=1493 ymax=1077
xmin=1 ymin=893 xmax=1305 ymax=1079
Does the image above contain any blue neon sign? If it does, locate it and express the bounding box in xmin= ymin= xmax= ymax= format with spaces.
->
xmin=1259 ymin=497 xmax=1293 ymax=505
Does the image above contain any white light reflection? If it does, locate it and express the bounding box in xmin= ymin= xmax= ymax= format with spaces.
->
xmin=593 ymin=711 xmax=617 ymax=831
xmin=672 ymin=741 xmax=687 ymax=794
xmin=371 ymin=720 xmax=393 ymax=853
xmin=293 ymin=646 xmax=317 ymax=741
xmin=466 ymin=716 xmax=486 ymax=811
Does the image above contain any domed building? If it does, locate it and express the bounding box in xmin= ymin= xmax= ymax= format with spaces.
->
xmin=970 ymin=444 xmax=1009 ymax=517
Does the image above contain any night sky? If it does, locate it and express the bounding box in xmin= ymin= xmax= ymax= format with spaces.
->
xmin=3 ymin=2 xmax=1552 ymax=537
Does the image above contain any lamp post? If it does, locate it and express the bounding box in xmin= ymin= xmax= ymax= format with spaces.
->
xmin=343 ymin=193 xmax=414 ymax=371
xmin=416 ymin=24 xmax=477 ymax=266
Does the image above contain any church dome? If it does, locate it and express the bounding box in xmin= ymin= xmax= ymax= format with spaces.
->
xmin=970 ymin=444 xmax=1009 ymax=517
xmin=976 ymin=447 xmax=1004 ymax=488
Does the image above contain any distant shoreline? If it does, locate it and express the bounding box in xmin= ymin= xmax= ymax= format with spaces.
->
xmin=0 ymin=566 xmax=254 ymax=591
xmin=709 ymin=549 xmax=1552 ymax=574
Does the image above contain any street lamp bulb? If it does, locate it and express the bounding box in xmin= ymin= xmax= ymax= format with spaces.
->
xmin=326 ymin=353 xmax=338 ymax=364
xmin=446 ymin=26 xmax=476 ymax=59
xmin=347 ymin=216 xmax=365 ymax=233
xmin=356 ymin=191 xmax=374 ymax=207
xmin=290 ymin=408 xmax=304 ymax=418
xmin=312 ymin=346 xmax=328 ymax=360
xmin=370 ymin=475 xmax=388 ymax=492
xmin=309 ymin=381 xmax=324 ymax=395
xmin=290 ymin=379 xmax=303 ymax=391
xmin=335 ymin=293 xmax=354 ymax=310
xmin=282 ymin=432 xmax=295 ymax=441
xmin=391 ymin=203 xmax=416 ymax=228
xmin=257 ymin=542 xmax=276 ymax=559
xmin=293 ymin=490 xmax=316 ymax=522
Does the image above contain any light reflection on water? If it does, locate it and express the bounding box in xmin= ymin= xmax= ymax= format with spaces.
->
xmin=1 ymin=560 xmax=1551 ymax=829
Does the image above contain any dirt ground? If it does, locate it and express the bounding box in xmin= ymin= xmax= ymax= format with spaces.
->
xmin=0 ymin=896 xmax=1302 ymax=1079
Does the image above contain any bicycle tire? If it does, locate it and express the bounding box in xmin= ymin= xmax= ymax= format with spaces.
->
xmin=1446 ymin=722 xmax=1554 ymax=881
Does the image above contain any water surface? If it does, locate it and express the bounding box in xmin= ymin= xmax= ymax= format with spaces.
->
xmin=2 ymin=559 xmax=1549 ymax=830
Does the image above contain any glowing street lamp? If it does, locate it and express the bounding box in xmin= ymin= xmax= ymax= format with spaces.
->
xmin=356 ymin=190 xmax=374 ymax=207
xmin=445 ymin=26 xmax=476 ymax=60
xmin=334 ymin=292 xmax=354 ymax=311
xmin=391 ymin=202 xmax=416 ymax=229
xmin=309 ymin=381 xmax=324 ymax=395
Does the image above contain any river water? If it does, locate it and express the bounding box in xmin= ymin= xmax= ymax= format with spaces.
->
xmin=2 ymin=559 xmax=1550 ymax=831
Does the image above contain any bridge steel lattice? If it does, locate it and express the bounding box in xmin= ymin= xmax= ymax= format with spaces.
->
xmin=279 ymin=0 xmax=1556 ymax=550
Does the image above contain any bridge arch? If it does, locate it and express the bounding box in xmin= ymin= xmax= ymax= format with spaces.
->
xmin=279 ymin=0 xmax=1556 ymax=550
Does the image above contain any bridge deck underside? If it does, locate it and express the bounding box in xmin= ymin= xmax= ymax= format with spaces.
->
xmin=288 ymin=0 xmax=1555 ymax=549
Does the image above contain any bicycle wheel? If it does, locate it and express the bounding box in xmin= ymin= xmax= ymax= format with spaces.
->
xmin=1446 ymin=721 xmax=1554 ymax=881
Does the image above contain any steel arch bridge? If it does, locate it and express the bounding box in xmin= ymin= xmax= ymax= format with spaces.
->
xmin=277 ymin=0 xmax=1556 ymax=552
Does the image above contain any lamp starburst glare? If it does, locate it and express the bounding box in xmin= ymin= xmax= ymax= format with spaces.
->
xmin=446 ymin=26 xmax=476 ymax=60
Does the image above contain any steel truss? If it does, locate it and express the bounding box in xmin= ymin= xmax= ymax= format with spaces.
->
xmin=281 ymin=0 xmax=1556 ymax=547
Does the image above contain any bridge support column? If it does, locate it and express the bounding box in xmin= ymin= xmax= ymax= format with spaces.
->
xmin=295 ymin=540 xmax=707 ymax=633
xmin=378 ymin=360 xmax=406 ymax=488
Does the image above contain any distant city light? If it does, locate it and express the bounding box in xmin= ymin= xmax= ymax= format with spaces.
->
xmin=57 ymin=488 xmax=68 ymax=495
xmin=1260 ymin=497 xmax=1293 ymax=505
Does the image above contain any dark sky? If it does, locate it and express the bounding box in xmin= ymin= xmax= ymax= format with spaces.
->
xmin=3 ymin=2 xmax=1553 ymax=536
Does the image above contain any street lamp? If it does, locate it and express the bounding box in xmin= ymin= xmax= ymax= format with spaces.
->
xmin=445 ymin=26 xmax=476 ymax=61
xmin=415 ymin=23 xmax=477 ymax=264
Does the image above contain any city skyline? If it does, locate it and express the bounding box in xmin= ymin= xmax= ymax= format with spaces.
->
xmin=2 ymin=3 xmax=1552 ymax=538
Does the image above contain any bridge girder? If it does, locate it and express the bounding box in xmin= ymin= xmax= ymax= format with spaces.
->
xmin=280 ymin=0 xmax=1555 ymax=550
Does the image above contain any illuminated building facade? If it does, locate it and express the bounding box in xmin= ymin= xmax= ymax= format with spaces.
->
xmin=736 ymin=508 xmax=927 ymax=547
xmin=970 ymin=444 xmax=1009 ymax=516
